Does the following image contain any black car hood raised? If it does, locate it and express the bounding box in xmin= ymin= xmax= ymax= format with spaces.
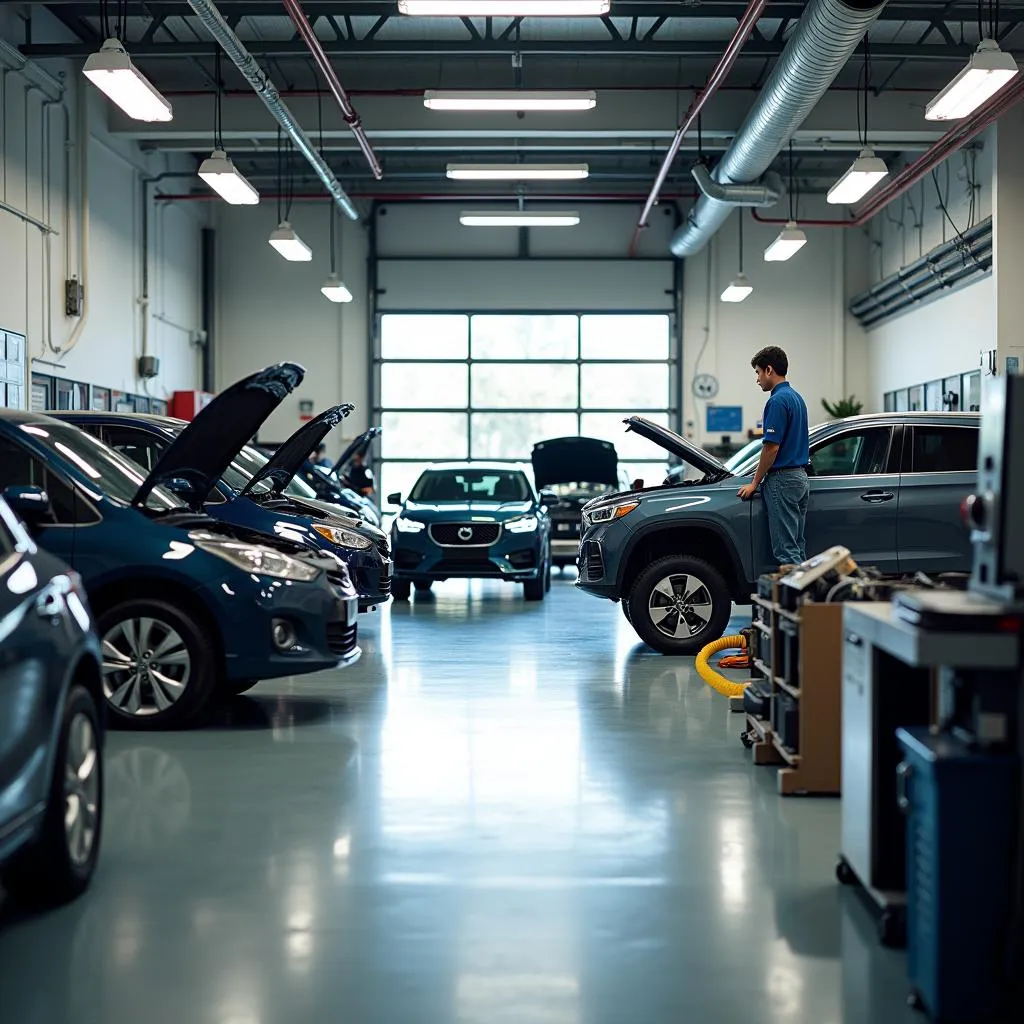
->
xmin=135 ymin=362 xmax=305 ymax=509
xmin=624 ymin=416 xmax=730 ymax=478
xmin=531 ymin=436 xmax=618 ymax=489
xmin=241 ymin=403 xmax=354 ymax=497
xmin=333 ymin=425 xmax=381 ymax=473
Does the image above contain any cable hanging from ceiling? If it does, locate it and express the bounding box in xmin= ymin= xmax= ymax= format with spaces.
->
xmin=764 ymin=140 xmax=807 ymax=262
xmin=269 ymin=125 xmax=312 ymax=261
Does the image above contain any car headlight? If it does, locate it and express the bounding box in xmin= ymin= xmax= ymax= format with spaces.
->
xmin=194 ymin=538 xmax=321 ymax=581
xmin=587 ymin=500 xmax=639 ymax=526
xmin=506 ymin=514 xmax=539 ymax=533
xmin=394 ymin=516 xmax=426 ymax=533
xmin=313 ymin=523 xmax=372 ymax=550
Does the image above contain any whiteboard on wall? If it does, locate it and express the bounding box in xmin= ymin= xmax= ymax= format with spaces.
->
xmin=377 ymin=259 xmax=676 ymax=311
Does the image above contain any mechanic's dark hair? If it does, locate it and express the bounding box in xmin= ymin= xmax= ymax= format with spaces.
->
xmin=751 ymin=346 xmax=789 ymax=377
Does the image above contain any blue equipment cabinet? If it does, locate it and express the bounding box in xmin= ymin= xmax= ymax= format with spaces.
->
xmin=896 ymin=726 xmax=1018 ymax=1023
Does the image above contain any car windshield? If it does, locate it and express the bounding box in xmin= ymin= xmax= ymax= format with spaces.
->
xmin=165 ymin=425 xmax=319 ymax=499
xmin=723 ymin=439 xmax=764 ymax=472
xmin=546 ymin=481 xmax=617 ymax=496
xmin=411 ymin=469 xmax=531 ymax=503
xmin=17 ymin=422 xmax=185 ymax=509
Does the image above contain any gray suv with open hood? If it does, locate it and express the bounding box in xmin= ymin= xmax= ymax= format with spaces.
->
xmin=576 ymin=412 xmax=979 ymax=655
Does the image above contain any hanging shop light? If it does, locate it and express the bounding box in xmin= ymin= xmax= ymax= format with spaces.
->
xmin=269 ymin=221 xmax=312 ymax=261
xmin=926 ymin=38 xmax=1019 ymax=121
xmin=765 ymin=143 xmax=807 ymax=262
xmin=83 ymin=38 xmax=172 ymax=122
xmin=459 ymin=210 xmax=581 ymax=226
xmin=447 ymin=163 xmax=590 ymax=180
xmin=400 ymin=2 xmax=609 ymax=13
xmin=424 ymin=90 xmax=597 ymax=111
xmin=321 ymin=206 xmax=353 ymax=302
xmin=197 ymin=52 xmax=259 ymax=205
xmin=722 ymin=210 xmax=753 ymax=303
xmin=827 ymin=34 xmax=888 ymax=205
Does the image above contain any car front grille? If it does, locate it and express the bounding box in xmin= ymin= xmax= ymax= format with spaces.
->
xmin=326 ymin=621 xmax=358 ymax=657
xmin=429 ymin=522 xmax=502 ymax=547
xmin=433 ymin=559 xmax=502 ymax=576
xmin=379 ymin=569 xmax=392 ymax=596
xmin=582 ymin=541 xmax=604 ymax=582
xmin=327 ymin=570 xmax=351 ymax=590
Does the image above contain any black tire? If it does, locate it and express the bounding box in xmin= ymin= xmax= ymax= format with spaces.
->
xmin=95 ymin=597 xmax=218 ymax=730
xmin=391 ymin=579 xmax=411 ymax=601
xmin=626 ymin=555 xmax=731 ymax=656
xmin=1 ymin=684 xmax=103 ymax=906
xmin=414 ymin=580 xmax=433 ymax=593
xmin=544 ymin=555 xmax=552 ymax=593
xmin=523 ymin=574 xmax=546 ymax=602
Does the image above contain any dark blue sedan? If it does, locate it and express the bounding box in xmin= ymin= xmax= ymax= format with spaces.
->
xmin=0 ymin=492 xmax=104 ymax=905
xmin=0 ymin=372 xmax=360 ymax=729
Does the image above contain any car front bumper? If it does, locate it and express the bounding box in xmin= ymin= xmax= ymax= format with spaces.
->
xmin=573 ymin=527 xmax=618 ymax=600
xmin=392 ymin=525 xmax=545 ymax=583
xmin=214 ymin=570 xmax=361 ymax=682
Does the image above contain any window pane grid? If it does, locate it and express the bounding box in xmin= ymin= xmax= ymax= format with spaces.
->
xmin=377 ymin=313 xmax=675 ymax=477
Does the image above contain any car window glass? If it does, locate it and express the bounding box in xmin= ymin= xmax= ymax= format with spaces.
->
xmin=810 ymin=428 xmax=892 ymax=477
xmin=411 ymin=470 xmax=531 ymax=502
xmin=0 ymin=437 xmax=90 ymax=523
xmin=102 ymin=426 xmax=167 ymax=471
xmin=0 ymin=510 xmax=15 ymax=555
xmin=912 ymin=426 xmax=978 ymax=473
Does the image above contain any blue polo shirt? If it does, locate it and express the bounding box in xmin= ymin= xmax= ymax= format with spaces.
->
xmin=762 ymin=381 xmax=809 ymax=469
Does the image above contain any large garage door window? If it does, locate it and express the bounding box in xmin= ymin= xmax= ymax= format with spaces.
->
xmin=376 ymin=313 xmax=674 ymax=500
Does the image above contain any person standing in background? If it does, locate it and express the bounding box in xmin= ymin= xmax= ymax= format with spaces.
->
xmin=736 ymin=346 xmax=810 ymax=571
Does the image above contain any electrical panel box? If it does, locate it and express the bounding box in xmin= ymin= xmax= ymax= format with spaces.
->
xmin=65 ymin=278 xmax=84 ymax=317
xmin=137 ymin=355 xmax=160 ymax=379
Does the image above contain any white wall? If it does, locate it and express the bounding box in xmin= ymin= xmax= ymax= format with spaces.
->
xmin=0 ymin=10 xmax=205 ymax=405
xmin=853 ymin=134 xmax=993 ymax=407
xmin=680 ymin=209 xmax=850 ymax=442
xmin=215 ymin=201 xmax=369 ymax=449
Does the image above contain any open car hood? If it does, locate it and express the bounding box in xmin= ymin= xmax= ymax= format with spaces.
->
xmin=333 ymin=425 xmax=381 ymax=473
xmin=531 ymin=436 xmax=618 ymax=489
xmin=241 ymin=403 xmax=354 ymax=497
xmin=135 ymin=362 xmax=305 ymax=509
xmin=624 ymin=415 xmax=730 ymax=478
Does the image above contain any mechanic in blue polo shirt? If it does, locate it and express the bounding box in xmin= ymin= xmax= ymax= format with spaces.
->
xmin=736 ymin=346 xmax=810 ymax=569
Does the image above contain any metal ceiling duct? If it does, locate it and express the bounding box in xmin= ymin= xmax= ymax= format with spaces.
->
xmin=690 ymin=164 xmax=780 ymax=207
xmin=669 ymin=0 xmax=889 ymax=259
xmin=185 ymin=0 xmax=360 ymax=221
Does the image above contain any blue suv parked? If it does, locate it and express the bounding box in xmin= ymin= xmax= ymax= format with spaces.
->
xmin=55 ymin=390 xmax=392 ymax=612
xmin=0 ymin=493 xmax=105 ymax=905
xmin=0 ymin=371 xmax=360 ymax=729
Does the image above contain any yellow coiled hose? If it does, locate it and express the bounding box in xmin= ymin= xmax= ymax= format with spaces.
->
xmin=696 ymin=634 xmax=749 ymax=698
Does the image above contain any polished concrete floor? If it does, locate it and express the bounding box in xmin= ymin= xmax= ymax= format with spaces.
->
xmin=0 ymin=575 xmax=917 ymax=1024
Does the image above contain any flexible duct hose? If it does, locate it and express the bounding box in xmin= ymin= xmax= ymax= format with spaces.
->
xmin=696 ymin=634 xmax=749 ymax=698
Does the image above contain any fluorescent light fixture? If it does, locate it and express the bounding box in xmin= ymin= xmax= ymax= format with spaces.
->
xmin=925 ymin=38 xmax=1019 ymax=120
xmin=197 ymin=149 xmax=260 ymax=205
xmin=321 ymin=274 xmax=354 ymax=303
xmin=826 ymin=148 xmax=889 ymax=205
xmin=459 ymin=210 xmax=580 ymax=227
xmin=400 ymin=1 xmax=609 ymax=13
xmin=424 ymin=90 xmax=597 ymax=111
xmin=82 ymin=38 xmax=172 ymax=122
xmin=721 ymin=274 xmax=753 ymax=303
xmin=447 ymin=162 xmax=589 ymax=180
xmin=763 ymin=220 xmax=807 ymax=262
xmin=268 ymin=221 xmax=313 ymax=261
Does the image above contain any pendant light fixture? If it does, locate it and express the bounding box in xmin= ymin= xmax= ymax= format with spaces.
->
xmin=268 ymin=129 xmax=312 ymax=261
xmin=828 ymin=33 xmax=888 ymax=205
xmin=82 ymin=5 xmax=171 ymax=122
xmin=197 ymin=48 xmax=259 ymax=205
xmin=765 ymin=142 xmax=807 ymax=262
xmin=424 ymin=90 xmax=597 ymax=111
xmin=400 ymin=2 xmax=609 ymax=12
xmin=925 ymin=3 xmax=1019 ymax=120
xmin=721 ymin=210 xmax=753 ymax=303
xmin=321 ymin=204 xmax=353 ymax=302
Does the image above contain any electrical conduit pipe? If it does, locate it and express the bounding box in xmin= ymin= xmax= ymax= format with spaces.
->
xmin=281 ymin=0 xmax=382 ymax=180
xmin=696 ymin=634 xmax=749 ymax=699
xmin=629 ymin=0 xmax=768 ymax=257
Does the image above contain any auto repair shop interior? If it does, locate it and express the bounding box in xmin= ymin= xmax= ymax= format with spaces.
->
xmin=2 ymin=1 xmax=1024 ymax=1021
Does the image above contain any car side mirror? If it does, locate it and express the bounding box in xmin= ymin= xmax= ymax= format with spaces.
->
xmin=387 ymin=492 xmax=402 ymax=506
xmin=164 ymin=477 xmax=194 ymax=496
xmin=3 ymin=485 xmax=52 ymax=525
xmin=539 ymin=490 xmax=558 ymax=507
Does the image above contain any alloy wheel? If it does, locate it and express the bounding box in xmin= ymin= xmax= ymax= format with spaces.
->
xmin=64 ymin=712 xmax=100 ymax=868
xmin=647 ymin=573 xmax=714 ymax=640
xmin=101 ymin=617 xmax=192 ymax=717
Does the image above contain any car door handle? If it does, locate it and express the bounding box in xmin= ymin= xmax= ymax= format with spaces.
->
xmin=860 ymin=490 xmax=894 ymax=503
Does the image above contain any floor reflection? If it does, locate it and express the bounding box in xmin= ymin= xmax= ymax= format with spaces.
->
xmin=0 ymin=579 xmax=917 ymax=1023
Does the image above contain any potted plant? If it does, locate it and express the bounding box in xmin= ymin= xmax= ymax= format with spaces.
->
xmin=821 ymin=396 xmax=864 ymax=419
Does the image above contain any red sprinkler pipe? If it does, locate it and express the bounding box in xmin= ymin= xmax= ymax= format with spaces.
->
xmin=752 ymin=73 xmax=1024 ymax=230
xmin=629 ymin=0 xmax=769 ymax=257
xmin=281 ymin=0 xmax=383 ymax=180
